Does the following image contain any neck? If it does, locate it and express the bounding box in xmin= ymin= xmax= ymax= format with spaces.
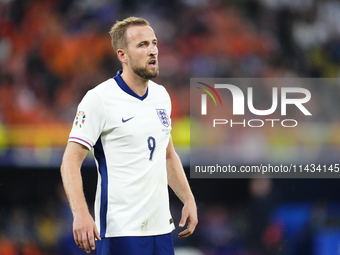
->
xmin=121 ymin=68 xmax=148 ymax=97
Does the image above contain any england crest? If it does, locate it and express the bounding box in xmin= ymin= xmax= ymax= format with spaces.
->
xmin=156 ymin=109 xmax=170 ymax=127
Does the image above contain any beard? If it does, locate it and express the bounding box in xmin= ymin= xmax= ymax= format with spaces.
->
xmin=132 ymin=65 xmax=159 ymax=80
xmin=128 ymin=56 xmax=159 ymax=80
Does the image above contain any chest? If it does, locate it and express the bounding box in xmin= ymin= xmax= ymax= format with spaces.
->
xmin=101 ymin=94 xmax=171 ymax=145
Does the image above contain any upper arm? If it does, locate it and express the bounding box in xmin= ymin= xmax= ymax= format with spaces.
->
xmin=61 ymin=141 xmax=89 ymax=171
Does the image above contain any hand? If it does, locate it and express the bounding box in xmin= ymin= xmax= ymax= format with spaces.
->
xmin=73 ymin=211 xmax=101 ymax=253
xmin=178 ymin=202 xmax=198 ymax=239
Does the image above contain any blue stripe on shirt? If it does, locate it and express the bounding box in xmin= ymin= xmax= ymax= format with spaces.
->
xmin=93 ymin=137 xmax=108 ymax=238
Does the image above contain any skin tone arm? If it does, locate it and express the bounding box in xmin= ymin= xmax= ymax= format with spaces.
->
xmin=166 ymin=137 xmax=198 ymax=238
xmin=60 ymin=141 xmax=101 ymax=254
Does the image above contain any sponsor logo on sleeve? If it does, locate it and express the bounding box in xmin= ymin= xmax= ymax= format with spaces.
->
xmin=75 ymin=111 xmax=86 ymax=128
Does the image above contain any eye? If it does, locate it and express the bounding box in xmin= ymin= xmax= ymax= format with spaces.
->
xmin=139 ymin=42 xmax=147 ymax=47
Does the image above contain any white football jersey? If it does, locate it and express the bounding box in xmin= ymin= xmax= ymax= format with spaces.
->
xmin=69 ymin=70 xmax=175 ymax=237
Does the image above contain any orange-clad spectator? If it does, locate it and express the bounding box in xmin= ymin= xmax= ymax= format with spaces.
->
xmin=0 ymin=73 xmax=17 ymax=124
xmin=0 ymin=237 xmax=18 ymax=255
xmin=22 ymin=242 xmax=42 ymax=255
xmin=40 ymin=32 xmax=113 ymax=79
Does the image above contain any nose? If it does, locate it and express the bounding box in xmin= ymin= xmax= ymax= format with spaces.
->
xmin=149 ymin=44 xmax=158 ymax=56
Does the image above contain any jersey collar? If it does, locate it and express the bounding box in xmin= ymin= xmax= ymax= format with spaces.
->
xmin=113 ymin=70 xmax=148 ymax=101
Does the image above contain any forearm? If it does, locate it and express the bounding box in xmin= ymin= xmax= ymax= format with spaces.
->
xmin=61 ymin=142 xmax=100 ymax=252
xmin=166 ymin=138 xmax=198 ymax=237
xmin=166 ymin=145 xmax=195 ymax=206
xmin=60 ymin=142 xmax=90 ymax=216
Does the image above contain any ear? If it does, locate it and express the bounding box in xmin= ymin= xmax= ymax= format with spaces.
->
xmin=117 ymin=49 xmax=128 ymax=64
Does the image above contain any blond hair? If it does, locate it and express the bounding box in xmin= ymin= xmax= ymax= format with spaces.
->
xmin=109 ymin=17 xmax=150 ymax=54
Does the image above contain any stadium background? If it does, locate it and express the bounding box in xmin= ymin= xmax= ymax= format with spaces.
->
xmin=1 ymin=0 xmax=340 ymax=254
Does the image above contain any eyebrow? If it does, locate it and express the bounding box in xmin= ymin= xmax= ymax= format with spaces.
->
xmin=137 ymin=38 xmax=157 ymax=46
xmin=138 ymin=40 xmax=148 ymax=45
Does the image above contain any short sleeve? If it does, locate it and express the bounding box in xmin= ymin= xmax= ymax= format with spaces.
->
xmin=69 ymin=90 xmax=106 ymax=150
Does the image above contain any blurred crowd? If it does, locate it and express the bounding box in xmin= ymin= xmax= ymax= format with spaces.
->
xmin=1 ymin=0 xmax=340 ymax=126
xmin=1 ymin=178 xmax=340 ymax=255
xmin=1 ymin=0 xmax=340 ymax=254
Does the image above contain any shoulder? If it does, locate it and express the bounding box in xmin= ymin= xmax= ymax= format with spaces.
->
xmin=79 ymin=78 xmax=117 ymax=108
xmin=148 ymin=81 xmax=172 ymax=111
xmin=148 ymin=80 xmax=170 ymax=97
xmin=83 ymin=78 xmax=119 ymax=102
xmin=90 ymin=78 xmax=117 ymax=95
